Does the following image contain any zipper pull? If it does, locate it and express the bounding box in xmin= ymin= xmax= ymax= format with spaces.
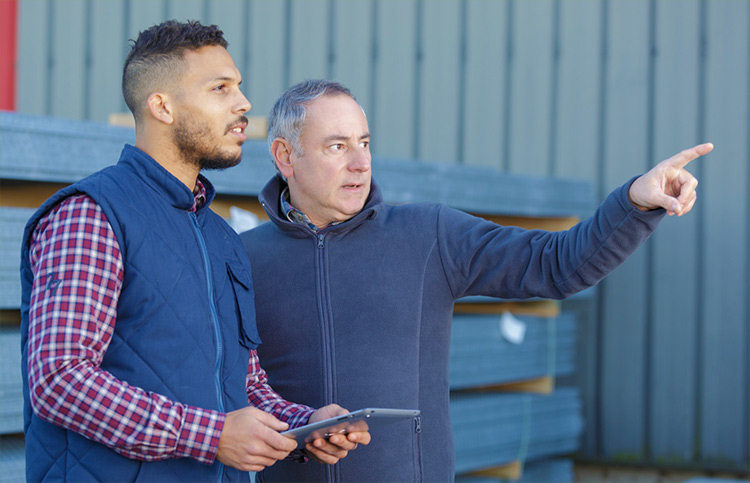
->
xmin=317 ymin=233 xmax=325 ymax=249
xmin=414 ymin=415 xmax=422 ymax=433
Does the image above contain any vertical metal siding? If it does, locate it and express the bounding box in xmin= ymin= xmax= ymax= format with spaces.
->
xmin=700 ymin=0 xmax=749 ymax=468
xmin=649 ymin=0 xmax=702 ymax=465
xmin=507 ymin=0 xmax=556 ymax=176
xmin=416 ymin=0 xmax=462 ymax=163
xmin=599 ymin=0 xmax=652 ymax=463
xmin=462 ymin=0 xmax=508 ymax=169
xmin=11 ymin=0 xmax=749 ymax=473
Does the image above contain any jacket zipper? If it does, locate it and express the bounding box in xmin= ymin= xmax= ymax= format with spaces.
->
xmin=414 ymin=415 xmax=423 ymax=482
xmin=316 ymin=232 xmax=337 ymax=483
xmin=190 ymin=213 xmax=225 ymax=482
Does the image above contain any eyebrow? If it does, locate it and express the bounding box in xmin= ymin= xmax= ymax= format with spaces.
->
xmin=323 ymin=132 xmax=371 ymax=144
xmin=207 ymin=75 xmax=242 ymax=85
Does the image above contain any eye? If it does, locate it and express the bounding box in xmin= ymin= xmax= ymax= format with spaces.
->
xmin=213 ymin=84 xmax=227 ymax=93
xmin=360 ymin=140 xmax=369 ymax=149
xmin=330 ymin=143 xmax=345 ymax=152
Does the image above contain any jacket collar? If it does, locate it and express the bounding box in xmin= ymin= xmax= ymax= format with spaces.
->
xmin=259 ymin=174 xmax=382 ymax=234
xmin=117 ymin=144 xmax=216 ymax=212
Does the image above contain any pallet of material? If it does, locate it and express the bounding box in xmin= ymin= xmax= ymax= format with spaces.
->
xmin=0 ymin=435 xmax=26 ymax=483
xmin=455 ymin=457 xmax=574 ymax=483
xmin=449 ymin=312 xmax=575 ymax=391
xmin=1 ymin=112 xmax=595 ymax=219
xmin=451 ymin=388 xmax=582 ymax=475
xmin=0 ymin=327 xmax=23 ymax=435
xmin=0 ymin=207 xmax=35 ymax=310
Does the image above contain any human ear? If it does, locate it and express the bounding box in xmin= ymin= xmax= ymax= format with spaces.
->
xmin=146 ymin=93 xmax=174 ymax=125
xmin=271 ymin=138 xmax=295 ymax=178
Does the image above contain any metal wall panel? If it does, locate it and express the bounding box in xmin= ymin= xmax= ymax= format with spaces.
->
xmin=288 ymin=0 xmax=329 ymax=84
xmin=649 ymin=0 xmax=702 ymax=465
xmin=90 ymin=1 xmax=128 ymax=120
xmin=370 ymin=0 xmax=418 ymax=160
xmin=330 ymin=0 xmax=375 ymax=111
xmin=553 ymin=0 xmax=602 ymax=183
xmin=416 ymin=0 xmax=462 ymax=163
xmin=16 ymin=0 xmax=48 ymax=115
xmin=507 ymin=0 xmax=556 ymax=176
xmin=462 ymin=0 xmax=508 ymax=169
xmin=700 ymin=0 xmax=750 ymax=468
xmin=599 ymin=0 xmax=652 ymax=463
xmin=10 ymin=0 xmax=750 ymax=474
xmin=245 ymin=0 xmax=287 ymax=120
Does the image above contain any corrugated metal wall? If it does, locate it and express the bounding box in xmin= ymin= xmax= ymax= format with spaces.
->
xmin=12 ymin=0 xmax=750 ymax=473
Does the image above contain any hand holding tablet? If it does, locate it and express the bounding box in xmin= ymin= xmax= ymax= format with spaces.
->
xmin=282 ymin=408 xmax=420 ymax=449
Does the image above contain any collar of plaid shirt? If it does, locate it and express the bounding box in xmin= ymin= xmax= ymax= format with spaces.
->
xmin=191 ymin=180 xmax=207 ymax=212
xmin=280 ymin=187 xmax=343 ymax=233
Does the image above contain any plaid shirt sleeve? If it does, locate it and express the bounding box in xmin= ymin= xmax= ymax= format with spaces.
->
xmin=246 ymin=350 xmax=315 ymax=429
xmin=27 ymin=194 xmax=224 ymax=464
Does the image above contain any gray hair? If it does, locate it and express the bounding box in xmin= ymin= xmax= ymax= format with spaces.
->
xmin=267 ymin=79 xmax=358 ymax=171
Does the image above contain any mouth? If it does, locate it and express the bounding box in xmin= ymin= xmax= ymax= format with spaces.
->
xmin=342 ymin=182 xmax=366 ymax=191
xmin=228 ymin=117 xmax=249 ymax=141
xmin=229 ymin=123 xmax=246 ymax=134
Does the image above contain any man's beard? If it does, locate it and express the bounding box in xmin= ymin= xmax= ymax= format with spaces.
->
xmin=173 ymin=115 xmax=246 ymax=171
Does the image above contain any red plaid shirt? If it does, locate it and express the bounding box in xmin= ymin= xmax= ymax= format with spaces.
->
xmin=26 ymin=187 xmax=314 ymax=464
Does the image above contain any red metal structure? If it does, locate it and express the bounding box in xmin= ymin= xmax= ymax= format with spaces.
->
xmin=0 ymin=0 xmax=18 ymax=110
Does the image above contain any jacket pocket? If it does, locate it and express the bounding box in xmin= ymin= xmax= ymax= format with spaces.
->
xmin=226 ymin=262 xmax=262 ymax=350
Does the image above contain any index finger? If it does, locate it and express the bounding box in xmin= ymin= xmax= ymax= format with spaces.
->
xmin=665 ymin=142 xmax=714 ymax=169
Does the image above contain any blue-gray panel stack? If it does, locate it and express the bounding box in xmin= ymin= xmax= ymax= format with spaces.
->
xmin=450 ymin=313 xmax=575 ymax=390
xmin=451 ymin=388 xmax=583 ymax=476
xmin=372 ymin=156 xmax=593 ymax=218
xmin=0 ymin=208 xmax=35 ymax=310
xmin=455 ymin=458 xmax=574 ymax=483
xmin=0 ymin=112 xmax=595 ymax=219
xmin=0 ymin=327 xmax=23 ymax=435
xmin=0 ymin=435 xmax=26 ymax=483
xmin=0 ymin=112 xmax=134 ymax=183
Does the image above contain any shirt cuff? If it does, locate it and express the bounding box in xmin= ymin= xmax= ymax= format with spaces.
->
xmin=175 ymin=406 xmax=225 ymax=464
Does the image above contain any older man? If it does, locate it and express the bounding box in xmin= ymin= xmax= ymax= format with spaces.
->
xmin=241 ymin=79 xmax=711 ymax=482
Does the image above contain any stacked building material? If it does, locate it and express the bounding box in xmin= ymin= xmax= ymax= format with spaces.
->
xmin=0 ymin=327 xmax=23 ymax=435
xmin=0 ymin=207 xmax=31 ymax=310
xmin=449 ymin=313 xmax=576 ymax=390
xmin=451 ymin=388 xmax=582 ymax=476
xmin=449 ymin=307 xmax=583 ymax=481
xmin=0 ymin=435 xmax=25 ymax=483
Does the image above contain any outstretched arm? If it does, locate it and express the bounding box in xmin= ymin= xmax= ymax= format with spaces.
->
xmin=629 ymin=142 xmax=713 ymax=216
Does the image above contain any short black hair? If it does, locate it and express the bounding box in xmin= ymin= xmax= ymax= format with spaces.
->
xmin=122 ymin=19 xmax=228 ymax=121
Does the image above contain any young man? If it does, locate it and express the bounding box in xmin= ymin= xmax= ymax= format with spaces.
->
xmin=240 ymin=79 xmax=712 ymax=482
xmin=20 ymin=24 xmax=367 ymax=483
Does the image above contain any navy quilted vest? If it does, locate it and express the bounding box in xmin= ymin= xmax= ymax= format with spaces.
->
xmin=20 ymin=145 xmax=260 ymax=482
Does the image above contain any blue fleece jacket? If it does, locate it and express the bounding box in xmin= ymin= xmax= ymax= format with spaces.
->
xmin=240 ymin=175 xmax=664 ymax=482
xmin=21 ymin=145 xmax=260 ymax=482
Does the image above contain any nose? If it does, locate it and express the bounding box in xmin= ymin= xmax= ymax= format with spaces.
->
xmin=235 ymin=90 xmax=251 ymax=114
xmin=348 ymin=149 xmax=371 ymax=173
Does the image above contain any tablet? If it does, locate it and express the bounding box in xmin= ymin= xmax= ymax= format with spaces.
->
xmin=281 ymin=408 xmax=420 ymax=449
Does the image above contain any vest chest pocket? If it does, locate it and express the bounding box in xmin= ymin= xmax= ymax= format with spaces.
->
xmin=226 ymin=262 xmax=262 ymax=350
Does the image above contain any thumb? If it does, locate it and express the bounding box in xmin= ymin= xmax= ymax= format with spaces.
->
xmin=651 ymin=192 xmax=682 ymax=214
xmin=250 ymin=407 xmax=290 ymax=431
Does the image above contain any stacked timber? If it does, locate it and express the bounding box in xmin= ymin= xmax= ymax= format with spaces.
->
xmin=449 ymin=313 xmax=576 ymax=391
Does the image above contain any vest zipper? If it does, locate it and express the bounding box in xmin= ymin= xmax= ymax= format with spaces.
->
xmin=316 ymin=232 xmax=337 ymax=483
xmin=190 ymin=213 xmax=225 ymax=482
